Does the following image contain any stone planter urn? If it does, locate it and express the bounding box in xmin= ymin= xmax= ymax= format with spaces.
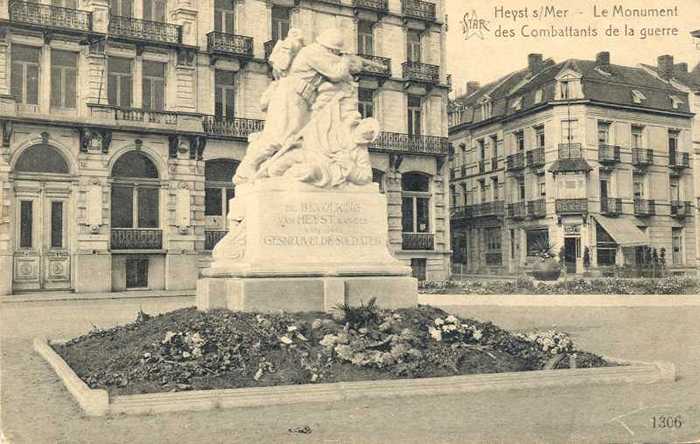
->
xmin=532 ymin=257 xmax=561 ymax=281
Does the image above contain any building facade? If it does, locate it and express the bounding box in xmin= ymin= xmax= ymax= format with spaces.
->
xmin=0 ymin=0 xmax=451 ymax=295
xmin=448 ymin=52 xmax=696 ymax=277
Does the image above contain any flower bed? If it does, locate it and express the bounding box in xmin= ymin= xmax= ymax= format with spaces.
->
xmin=53 ymin=304 xmax=610 ymax=396
xmin=419 ymin=276 xmax=699 ymax=295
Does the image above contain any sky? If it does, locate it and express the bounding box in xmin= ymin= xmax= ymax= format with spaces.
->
xmin=445 ymin=0 xmax=700 ymax=97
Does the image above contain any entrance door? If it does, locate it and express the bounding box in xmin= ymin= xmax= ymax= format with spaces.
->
xmin=564 ymin=237 xmax=577 ymax=274
xmin=13 ymin=183 xmax=71 ymax=291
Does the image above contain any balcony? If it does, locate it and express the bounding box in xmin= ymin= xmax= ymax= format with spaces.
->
xmin=507 ymin=201 xmax=527 ymax=219
xmin=87 ymin=103 xmax=204 ymax=134
xmin=111 ymin=229 xmax=162 ymax=250
xmin=402 ymin=61 xmax=440 ymax=84
xmin=471 ymin=201 xmax=505 ymax=218
xmin=402 ymin=233 xmax=434 ymax=250
xmin=115 ymin=107 xmax=178 ymax=125
xmin=9 ymin=0 xmax=92 ymax=33
xmin=401 ymin=0 xmax=436 ymax=21
xmin=109 ymin=15 xmax=182 ymax=46
xmin=555 ymin=198 xmax=588 ymax=215
xmin=527 ymin=198 xmax=546 ymax=218
xmin=669 ymin=152 xmax=690 ymax=171
xmin=598 ymin=144 xmax=621 ymax=164
xmin=205 ymin=230 xmax=227 ymax=251
xmin=527 ymin=147 xmax=545 ymax=168
xmin=207 ymin=32 xmax=254 ymax=59
xmin=506 ymin=152 xmax=524 ymax=171
xmin=671 ymin=200 xmax=691 ymax=218
xmin=352 ymin=0 xmax=389 ymax=13
xmin=203 ymin=116 xmax=265 ymax=140
xmin=264 ymin=40 xmax=277 ymax=60
xmin=558 ymin=143 xmax=583 ymax=159
xmin=600 ymin=197 xmax=622 ymax=216
xmin=369 ymin=132 xmax=449 ymax=156
xmin=634 ymin=199 xmax=656 ymax=217
xmin=450 ymin=206 xmax=472 ymax=221
xmin=632 ymin=148 xmax=653 ymax=167
xmin=357 ymin=54 xmax=392 ymax=79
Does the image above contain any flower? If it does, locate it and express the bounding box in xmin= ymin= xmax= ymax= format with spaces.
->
xmin=472 ymin=329 xmax=483 ymax=341
xmin=279 ymin=335 xmax=293 ymax=345
xmin=428 ymin=326 xmax=442 ymax=341
xmin=445 ymin=315 xmax=459 ymax=323
xmin=162 ymin=331 xmax=177 ymax=344
xmin=434 ymin=318 xmax=445 ymax=326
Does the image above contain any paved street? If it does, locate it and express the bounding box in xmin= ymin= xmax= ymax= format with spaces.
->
xmin=2 ymin=296 xmax=699 ymax=444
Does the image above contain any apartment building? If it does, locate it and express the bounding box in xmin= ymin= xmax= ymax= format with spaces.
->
xmin=0 ymin=0 xmax=450 ymax=295
xmin=448 ymin=52 xmax=696 ymax=276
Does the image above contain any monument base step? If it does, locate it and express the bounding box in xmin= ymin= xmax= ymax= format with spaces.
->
xmin=196 ymin=275 xmax=417 ymax=313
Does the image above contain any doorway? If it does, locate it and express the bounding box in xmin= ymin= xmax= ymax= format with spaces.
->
xmin=564 ymin=237 xmax=578 ymax=274
xmin=410 ymin=258 xmax=427 ymax=281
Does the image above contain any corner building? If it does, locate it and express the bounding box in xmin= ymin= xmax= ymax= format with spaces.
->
xmin=448 ymin=52 xmax=696 ymax=277
xmin=0 ymin=0 xmax=450 ymax=295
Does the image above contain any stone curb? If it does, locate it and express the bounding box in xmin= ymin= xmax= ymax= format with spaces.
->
xmin=418 ymin=293 xmax=700 ymax=307
xmin=5 ymin=290 xmax=196 ymax=304
xmin=33 ymin=337 xmax=109 ymax=416
xmin=36 ymin=337 xmax=676 ymax=417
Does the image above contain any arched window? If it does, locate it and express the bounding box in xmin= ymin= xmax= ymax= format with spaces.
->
xmin=110 ymin=151 xmax=160 ymax=228
xmin=15 ymin=144 xmax=69 ymax=174
xmin=372 ymin=168 xmax=385 ymax=193
xmin=205 ymin=159 xmax=238 ymax=217
xmin=401 ymin=173 xmax=431 ymax=233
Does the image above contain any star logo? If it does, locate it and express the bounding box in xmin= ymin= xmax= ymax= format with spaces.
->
xmin=462 ymin=10 xmax=490 ymax=40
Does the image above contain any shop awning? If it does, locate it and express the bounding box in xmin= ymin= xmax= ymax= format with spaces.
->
xmin=594 ymin=215 xmax=647 ymax=247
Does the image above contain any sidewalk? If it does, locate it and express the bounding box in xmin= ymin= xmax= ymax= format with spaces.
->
xmin=419 ymin=292 xmax=700 ymax=307
xmin=2 ymin=289 xmax=195 ymax=304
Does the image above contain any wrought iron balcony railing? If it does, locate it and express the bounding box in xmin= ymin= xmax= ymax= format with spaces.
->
xmin=401 ymin=0 xmax=436 ymax=21
xmin=600 ymin=197 xmax=622 ymax=216
xmin=9 ymin=0 xmax=92 ymax=32
xmin=114 ymin=107 xmax=178 ymax=125
xmin=632 ymin=148 xmax=653 ymax=167
xmin=207 ymin=32 xmax=254 ymax=58
xmin=506 ymin=152 xmax=525 ymax=171
xmin=203 ymin=115 xmax=265 ymax=139
xmin=671 ymin=200 xmax=691 ymax=218
xmin=109 ymin=15 xmax=182 ymax=45
xmin=555 ymin=198 xmax=588 ymax=215
xmin=205 ymin=230 xmax=228 ymax=251
xmin=357 ymin=54 xmax=392 ymax=78
xmin=111 ymin=228 xmax=163 ymax=250
xmin=352 ymin=0 xmax=389 ymax=13
xmin=402 ymin=233 xmax=434 ymax=250
xmin=527 ymin=147 xmax=545 ymax=167
xmin=669 ymin=151 xmax=690 ymax=169
xmin=528 ymin=198 xmax=546 ymax=218
xmin=264 ymin=39 xmax=277 ymax=60
xmin=598 ymin=144 xmax=621 ymax=164
xmin=402 ymin=61 xmax=440 ymax=84
xmin=507 ymin=201 xmax=527 ymax=219
xmin=558 ymin=143 xmax=583 ymax=159
xmin=634 ymin=199 xmax=656 ymax=217
xmin=450 ymin=205 xmax=472 ymax=220
xmin=471 ymin=201 xmax=505 ymax=218
xmin=369 ymin=132 xmax=449 ymax=156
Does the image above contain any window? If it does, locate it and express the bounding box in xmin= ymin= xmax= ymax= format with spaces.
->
xmin=480 ymin=99 xmax=492 ymax=119
xmin=215 ymin=70 xmax=235 ymax=120
xmin=514 ymin=130 xmax=525 ymax=152
xmin=559 ymin=81 xmax=571 ymax=99
xmin=205 ymin=159 xmax=238 ymax=217
xmin=526 ymin=229 xmax=548 ymax=256
xmin=534 ymin=88 xmax=543 ymax=103
xmin=670 ymin=96 xmax=684 ymax=109
xmin=111 ymin=152 xmax=160 ymax=229
xmin=126 ymin=258 xmax=148 ymax=289
xmin=596 ymin=223 xmax=616 ymax=266
xmin=50 ymin=201 xmax=64 ymax=249
xmin=15 ymin=144 xmax=69 ymax=174
xmin=110 ymin=0 xmax=132 ymax=17
xmin=410 ymin=258 xmax=427 ymax=281
xmin=19 ymin=201 xmax=33 ymax=249
xmin=668 ymin=130 xmax=679 ymax=163
xmin=633 ymin=176 xmax=645 ymax=199
xmin=107 ymin=57 xmax=132 ymax=107
xmin=214 ymin=0 xmax=235 ymax=33
xmin=597 ymin=121 xmax=610 ymax=145
xmin=535 ymin=125 xmax=545 ymax=148
xmin=631 ymin=89 xmax=646 ymax=104
xmin=143 ymin=0 xmax=165 ymax=22
xmin=478 ymin=179 xmax=486 ymax=203
xmin=670 ymin=177 xmax=680 ymax=201
xmin=490 ymin=135 xmax=498 ymax=158
xmin=142 ymin=61 xmax=165 ymax=111
xmin=511 ymin=96 xmax=522 ymax=111
xmin=672 ymin=228 xmax=683 ymax=265
xmin=631 ymin=126 xmax=644 ymax=148
xmin=561 ymin=119 xmax=577 ymax=143
xmin=11 ymin=45 xmax=40 ymax=106
xmin=401 ymin=173 xmax=430 ymax=233
xmin=491 ymin=177 xmax=499 ymax=201
xmin=407 ymin=30 xmax=421 ymax=62
xmin=517 ymin=177 xmax=525 ymax=201
xmin=358 ymin=88 xmax=374 ymax=119
xmin=407 ymin=95 xmax=421 ymax=136
xmin=357 ymin=21 xmax=373 ymax=55
xmin=478 ymin=139 xmax=485 ymax=160
xmin=51 ymin=50 xmax=77 ymax=109
xmin=271 ymin=6 xmax=290 ymax=41
xmin=52 ymin=0 xmax=78 ymax=7
xmin=372 ymin=169 xmax=385 ymax=193
xmin=537 ymin=175 xmax=546 ymax=197
xmin=485 ymin=227 xmax=502 ymax=265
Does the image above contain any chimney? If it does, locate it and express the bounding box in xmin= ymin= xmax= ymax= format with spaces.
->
xmin=466 ymin=81 xmax=480 ymax=95
xmin=674 ymin=62 xmax=688 ymax=74
xmin=528 ymin=53 xmax=543 ymax=73
xmin=658 ymin=55 xmax=674 ymax=80
xmin=595 ymin=51 xmax=610 ymax=66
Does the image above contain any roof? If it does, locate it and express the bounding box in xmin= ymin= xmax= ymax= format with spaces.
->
xmin=548 ymin=158 xmax=593 ymax=173
xmin=641 ymin=63 xmax=700 ymax=91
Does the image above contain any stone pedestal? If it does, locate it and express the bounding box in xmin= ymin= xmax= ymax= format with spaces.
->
xmin=197 ymin=178 xmax=417 ymax=312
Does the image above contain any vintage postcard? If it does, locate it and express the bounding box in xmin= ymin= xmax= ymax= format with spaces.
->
xmin=0 ymin=0 xmax=698 ymax=442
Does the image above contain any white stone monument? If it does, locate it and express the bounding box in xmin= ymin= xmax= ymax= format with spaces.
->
xmin=196 ymin=29 xmax=417 ymax=313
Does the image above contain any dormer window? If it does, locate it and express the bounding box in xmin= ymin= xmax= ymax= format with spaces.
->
xmin=555 ymin=69 xmax=582 ymax=100
xmin=479 ymin=97 xmax=492 ymax=119
xmin=559 ymin=81 xmax=571 ymax=99
xmin=670 ymin=95 xmax=684 ymax=109
xmin=631 ymin=89 xmax=646 ymax=104
xmin=511 ymin=96 xmax=523 ymax=111
xmin=534 ymin=89 xmax=543 ymax=103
